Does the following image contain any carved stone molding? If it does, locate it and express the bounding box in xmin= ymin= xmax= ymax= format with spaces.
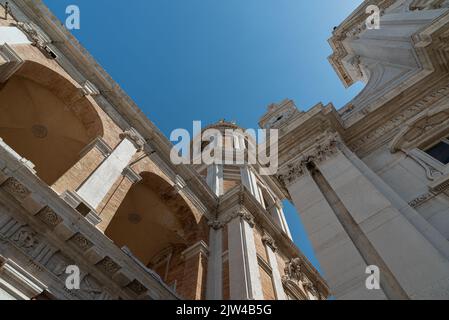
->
xmin=410 ymin=0 xmax=448 ymax=11
xmin=208 ymin=220 xmax=225 ymax=230
xmin=284 ymin=257 xmax=305 ymax=283
xmin=119 ymin=128 xmax=146 ymax=151
xmin=390 ymin=102 xmax=449 ymax=153
xmin=126 ymin=279 xmax=147 ymax=296
xmin=2 ymin=177 xmax=31 ymax=200
xmin=408 ymin=174 xmax=449 ymax=208
xmin=82 ymin=80 xmax=100 ymax=96
xmin=16 ymin=21 xmax=56 ymax=59
xmin=95 ymin=256 xmax=121 ymax=277
xmin=122 ymin=166 xmax=142 ymax=184
xmin=68 ymin=233 xmax=93 ymax=252
xmin=262 ymin=234 xmax=277 ymax=252
xmin=79 ymin=136 xmax=112 ymax=158
xmin=277 ymin=133 xmax=339 ymax=186
xmin=0 ymin=43 xmax=24 ymax=83
xmin=234 ymin=208 xmax=255 ymax=228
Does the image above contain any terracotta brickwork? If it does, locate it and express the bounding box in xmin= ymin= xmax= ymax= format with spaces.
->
xmin=254 ymin=226 xmax=268 ymax=263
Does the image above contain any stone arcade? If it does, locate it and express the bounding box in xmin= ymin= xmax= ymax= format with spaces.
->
xmin=0 ymin=0 xmax=449 ymax=300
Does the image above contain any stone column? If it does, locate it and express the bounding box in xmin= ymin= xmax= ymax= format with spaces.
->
xmin=227 ymin=210 xmax=263 ymax=300
xmin=206 ymin=164 xmax=224 ymax=197
xmin=206 ymin=222 xmax=223 ymax=300
xmin=262 ymin=235 xmax=286 ymax=300
xmin=76 ymin=128 xmax=145 ymax=210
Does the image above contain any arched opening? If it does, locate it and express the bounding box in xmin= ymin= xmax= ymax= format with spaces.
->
xmin=0 ymin=62 xmax=103 ymax=185
xmin=105 ymin=172 xmax=202 ymax=293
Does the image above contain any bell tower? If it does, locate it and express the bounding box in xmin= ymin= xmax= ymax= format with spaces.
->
xmin=195 ymin=120 xmax=328 ymax=300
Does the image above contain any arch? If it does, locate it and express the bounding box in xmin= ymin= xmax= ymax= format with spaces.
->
xmin=0 ymin=61 xmax=104 ymax=185
xmin=105 ymin=171 xmax=202 ymax=270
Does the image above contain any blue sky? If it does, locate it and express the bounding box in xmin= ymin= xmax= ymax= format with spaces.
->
xmin=44 ymin=0 xmax=364 ymax=272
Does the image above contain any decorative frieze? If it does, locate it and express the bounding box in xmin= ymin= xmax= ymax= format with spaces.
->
xmin=16 ymin=21 xmax=56 ymax=59
xmin=208 ymin=220 xmax=225 ymax=230
xmin=0 ymin=43 xmax=24 ymax=83
xmin=283 ymin=257 xmax=305 ymax=283
xmin=349 ymin=85 xmax=449 ymax=153
xmin=126 ymin=279 xmax=147 ymax=296
xmin=67 ymin=233 xmax=93 ymax=252
xmin=122 ymin=166 xmax=142 ymax=184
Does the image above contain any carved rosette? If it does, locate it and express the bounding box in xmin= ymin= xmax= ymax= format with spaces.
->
xmin=277 ymin=133 xmax=339 ymax=187
xmin=69 ymin=233 xmax=93 ymax=252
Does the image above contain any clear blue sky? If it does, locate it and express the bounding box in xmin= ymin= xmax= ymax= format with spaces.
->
xmin=44 ymin=0 xmax=364 ymax=272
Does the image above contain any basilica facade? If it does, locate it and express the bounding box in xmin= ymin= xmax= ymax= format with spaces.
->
xmin=0 ymin=0 xmax=448 ymax=300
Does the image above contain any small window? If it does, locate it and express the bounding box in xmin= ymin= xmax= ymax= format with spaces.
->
xmin=424 ymin=138 xmax=449 ymax=165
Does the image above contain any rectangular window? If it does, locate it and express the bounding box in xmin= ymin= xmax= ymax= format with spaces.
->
xmin=424 ymin=138 xmax=449 ymax=165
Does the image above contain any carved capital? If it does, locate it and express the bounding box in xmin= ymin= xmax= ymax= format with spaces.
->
xmin=230 ymin=208 xmax=255 ymax=228
xmin=120 ymin=128 xmax=146 ymax=151
xmin=0 ymin=43 xmax=24 ymax=83
xmin=208 ymin=220 xmax=225 ymax=230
